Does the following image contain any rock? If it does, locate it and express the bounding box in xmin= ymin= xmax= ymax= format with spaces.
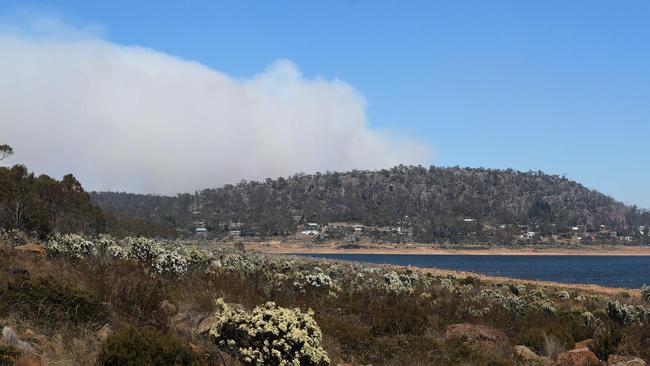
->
xmin=14 ymin=243 xmax=46 ymax=257
xmin=160 ymin=300 xmax=178 ymax=317
xmin=557 ymin=348 xmax=603 ymax=366
xmin=2 ymin=327 xmax=34 ymax=353
xmin=575 ymin=339 xmax=594 ymax=350
xmin=196 ymin=313 xmax=221 ymax=337
xmin=514 ymin=345 xmax=553 ymax=366
xmin=607 ymin=355 xmax=647 ymax=366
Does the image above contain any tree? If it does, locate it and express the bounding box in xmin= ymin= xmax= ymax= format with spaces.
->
xmin=0 ymin=144 xmax=13 ymax=161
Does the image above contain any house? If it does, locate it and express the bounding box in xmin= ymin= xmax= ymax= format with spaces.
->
xmin=571 ymin=226 xmax=580 ymax=232
xmin=352 ymin=224 xmax=364 ymax=232
xmin=229 ymin=230 xmax=241 ymax=237
xmin=301 ymin=229 xmax=319 ymax=235
xmin=523 ymin=231 xmax=536 ymax=239
xmin=463 ymin=218 xmax=477 ymax=223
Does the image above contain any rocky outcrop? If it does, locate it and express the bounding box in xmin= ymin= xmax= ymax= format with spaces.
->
xmin=607 ymin=355 xmax=647 ymax=366
xmin=557 ymin=348 xmax=604 ymax=366
xmin=14 ymin=244 xmax=46 ymax=257
xmin=575 ymin=339 xmax=594 ymax=350
xmin=514 ymin=345 xmax=553 ymax=365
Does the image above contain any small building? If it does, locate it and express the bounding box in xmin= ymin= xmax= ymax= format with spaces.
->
xmin=229 ymin=230 xmax=241 ymax=237
xmin=463 ymin=218 xmax=477 ymax=223
xmin=523 ymin=231 xmax=536 ymax=239
xmin=301 ymin=229 xmax=319 ymax=235
xmin=352 ymin=224 xmax=364 ymax=232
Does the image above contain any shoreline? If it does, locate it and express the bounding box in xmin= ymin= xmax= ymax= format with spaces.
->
xmin=240 ymin=245 xmax=645 ymax=296
xmin=243 ymin=241 xmax=650 ymax=256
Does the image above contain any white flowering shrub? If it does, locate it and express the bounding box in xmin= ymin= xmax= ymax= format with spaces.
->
xmin=607 ymin=301 xmax=650 ymax=325
xmin=122 ymin=237 xmax=164 ymax=264
xmin=45 ymin=233 xmax=94 ymax=259
xmin=183 ymin=246 xmax=211 ymax=270
xmin=304 ymin=272 xmax=334 ymax=289
xmin=154 ymin=250 xmax=188 ymax=277
xmin=210 ymin=299 xmax=330 ymax=366
xmin=641 ymin=285 xmax=650 ymax=302
xmin=93 ymin=234 xmax=117 ymax=260
xmin=557 ymin=290 xmax=570 ymax=300
xmin=107 ymin=244 xmax=128 ymax=260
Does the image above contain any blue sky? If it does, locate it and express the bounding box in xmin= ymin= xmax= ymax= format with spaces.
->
xmin=1 ymin=1 xmax=649 ymax=207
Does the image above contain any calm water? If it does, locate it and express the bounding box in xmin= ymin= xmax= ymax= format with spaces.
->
xmin=296 ymin=253 xmax=650 ymax=288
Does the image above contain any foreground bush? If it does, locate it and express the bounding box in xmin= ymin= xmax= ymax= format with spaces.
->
xmin=98 ymin=326 xmax=201 ymax=366
xmin=210 ymin=299 xmax=330 ymax=366
xmin=0 ymin=273 xmax=108 ymax=328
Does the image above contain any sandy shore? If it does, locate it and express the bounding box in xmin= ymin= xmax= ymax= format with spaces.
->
xmin=243 ymin=241 xmax=650 ymax=256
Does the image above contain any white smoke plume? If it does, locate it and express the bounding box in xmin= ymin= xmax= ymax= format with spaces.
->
xmin=0 ymin=19 xmax=431 ymax=194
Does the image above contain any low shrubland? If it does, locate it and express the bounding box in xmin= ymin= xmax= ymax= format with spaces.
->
xmin=0 ymin=231 xmax=649 ymax=365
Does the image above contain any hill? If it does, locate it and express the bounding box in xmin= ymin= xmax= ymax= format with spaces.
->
xmin=91 ymin=165 xmax=650 ymax=244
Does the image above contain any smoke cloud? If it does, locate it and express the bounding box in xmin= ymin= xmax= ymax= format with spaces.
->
xmin=0 ymin=20 xmax=431 ymax=194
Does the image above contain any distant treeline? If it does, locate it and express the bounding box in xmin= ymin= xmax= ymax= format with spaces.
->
xmin=91 ymin=165 xmax=650 ymax=243
xmin=0 ymin=164 xmax=174 ymax=238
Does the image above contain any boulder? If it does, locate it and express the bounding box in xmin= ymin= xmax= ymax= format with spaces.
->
xmin=607 ymin=355 xmax=647 ymax=366
xmin=514 ymin=345 xmax=553 ymax=365
xmin=14 ymin=244 xmax=46 ymax=257
xmin=557 ymin=348 xmax=603 ymax=366
xmin=196 ymin=313 xmax=221 ymax=337
xmin=445 ymin=323 xmax=507 ymax=349
xmin=575 ymin=339 xmax=595 ymax=350
xmin=2 ymin=327 xmax=34 ymax=353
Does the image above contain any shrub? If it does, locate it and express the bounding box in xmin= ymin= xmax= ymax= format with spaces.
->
xmin=123 ymin=237 xmax=163 ymax=265
xmin=154 ymin=250 xmax=188 ymax=277
xmin=0 ymin=344 xmax=20 ymax=366
xmin=0 ymin=273 xmax=108 ymax=328
xmin=45 ymin=233 xmax=94 ymax=259
xmin=98 ymin=325 xmax=200 ymax=366
xmin=210 ymin=299 xmax=330 ymax=366
xmin=641 ymin=285 xmax=650 ymax=302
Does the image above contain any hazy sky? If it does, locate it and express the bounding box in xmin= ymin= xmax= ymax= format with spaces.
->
xmin=0 ymin=1 xmax=648 ymax=208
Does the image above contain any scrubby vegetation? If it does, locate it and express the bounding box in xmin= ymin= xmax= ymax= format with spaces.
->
xmin=98 ymin=326 xmax=202 ymax=366
xmin=1 ymin=232 xmax=649 ymax=365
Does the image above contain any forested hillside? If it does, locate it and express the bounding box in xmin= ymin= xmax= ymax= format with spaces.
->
xmin=91 ymin=166 xmax=650 ymax=243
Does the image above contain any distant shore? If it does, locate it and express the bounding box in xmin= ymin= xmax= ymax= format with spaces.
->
xmin=242 ymin=241 xmax=650 ymax=256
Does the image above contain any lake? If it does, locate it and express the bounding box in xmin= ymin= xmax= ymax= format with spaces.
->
xmin=296 ymin=253 xmax=650 ymax=288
